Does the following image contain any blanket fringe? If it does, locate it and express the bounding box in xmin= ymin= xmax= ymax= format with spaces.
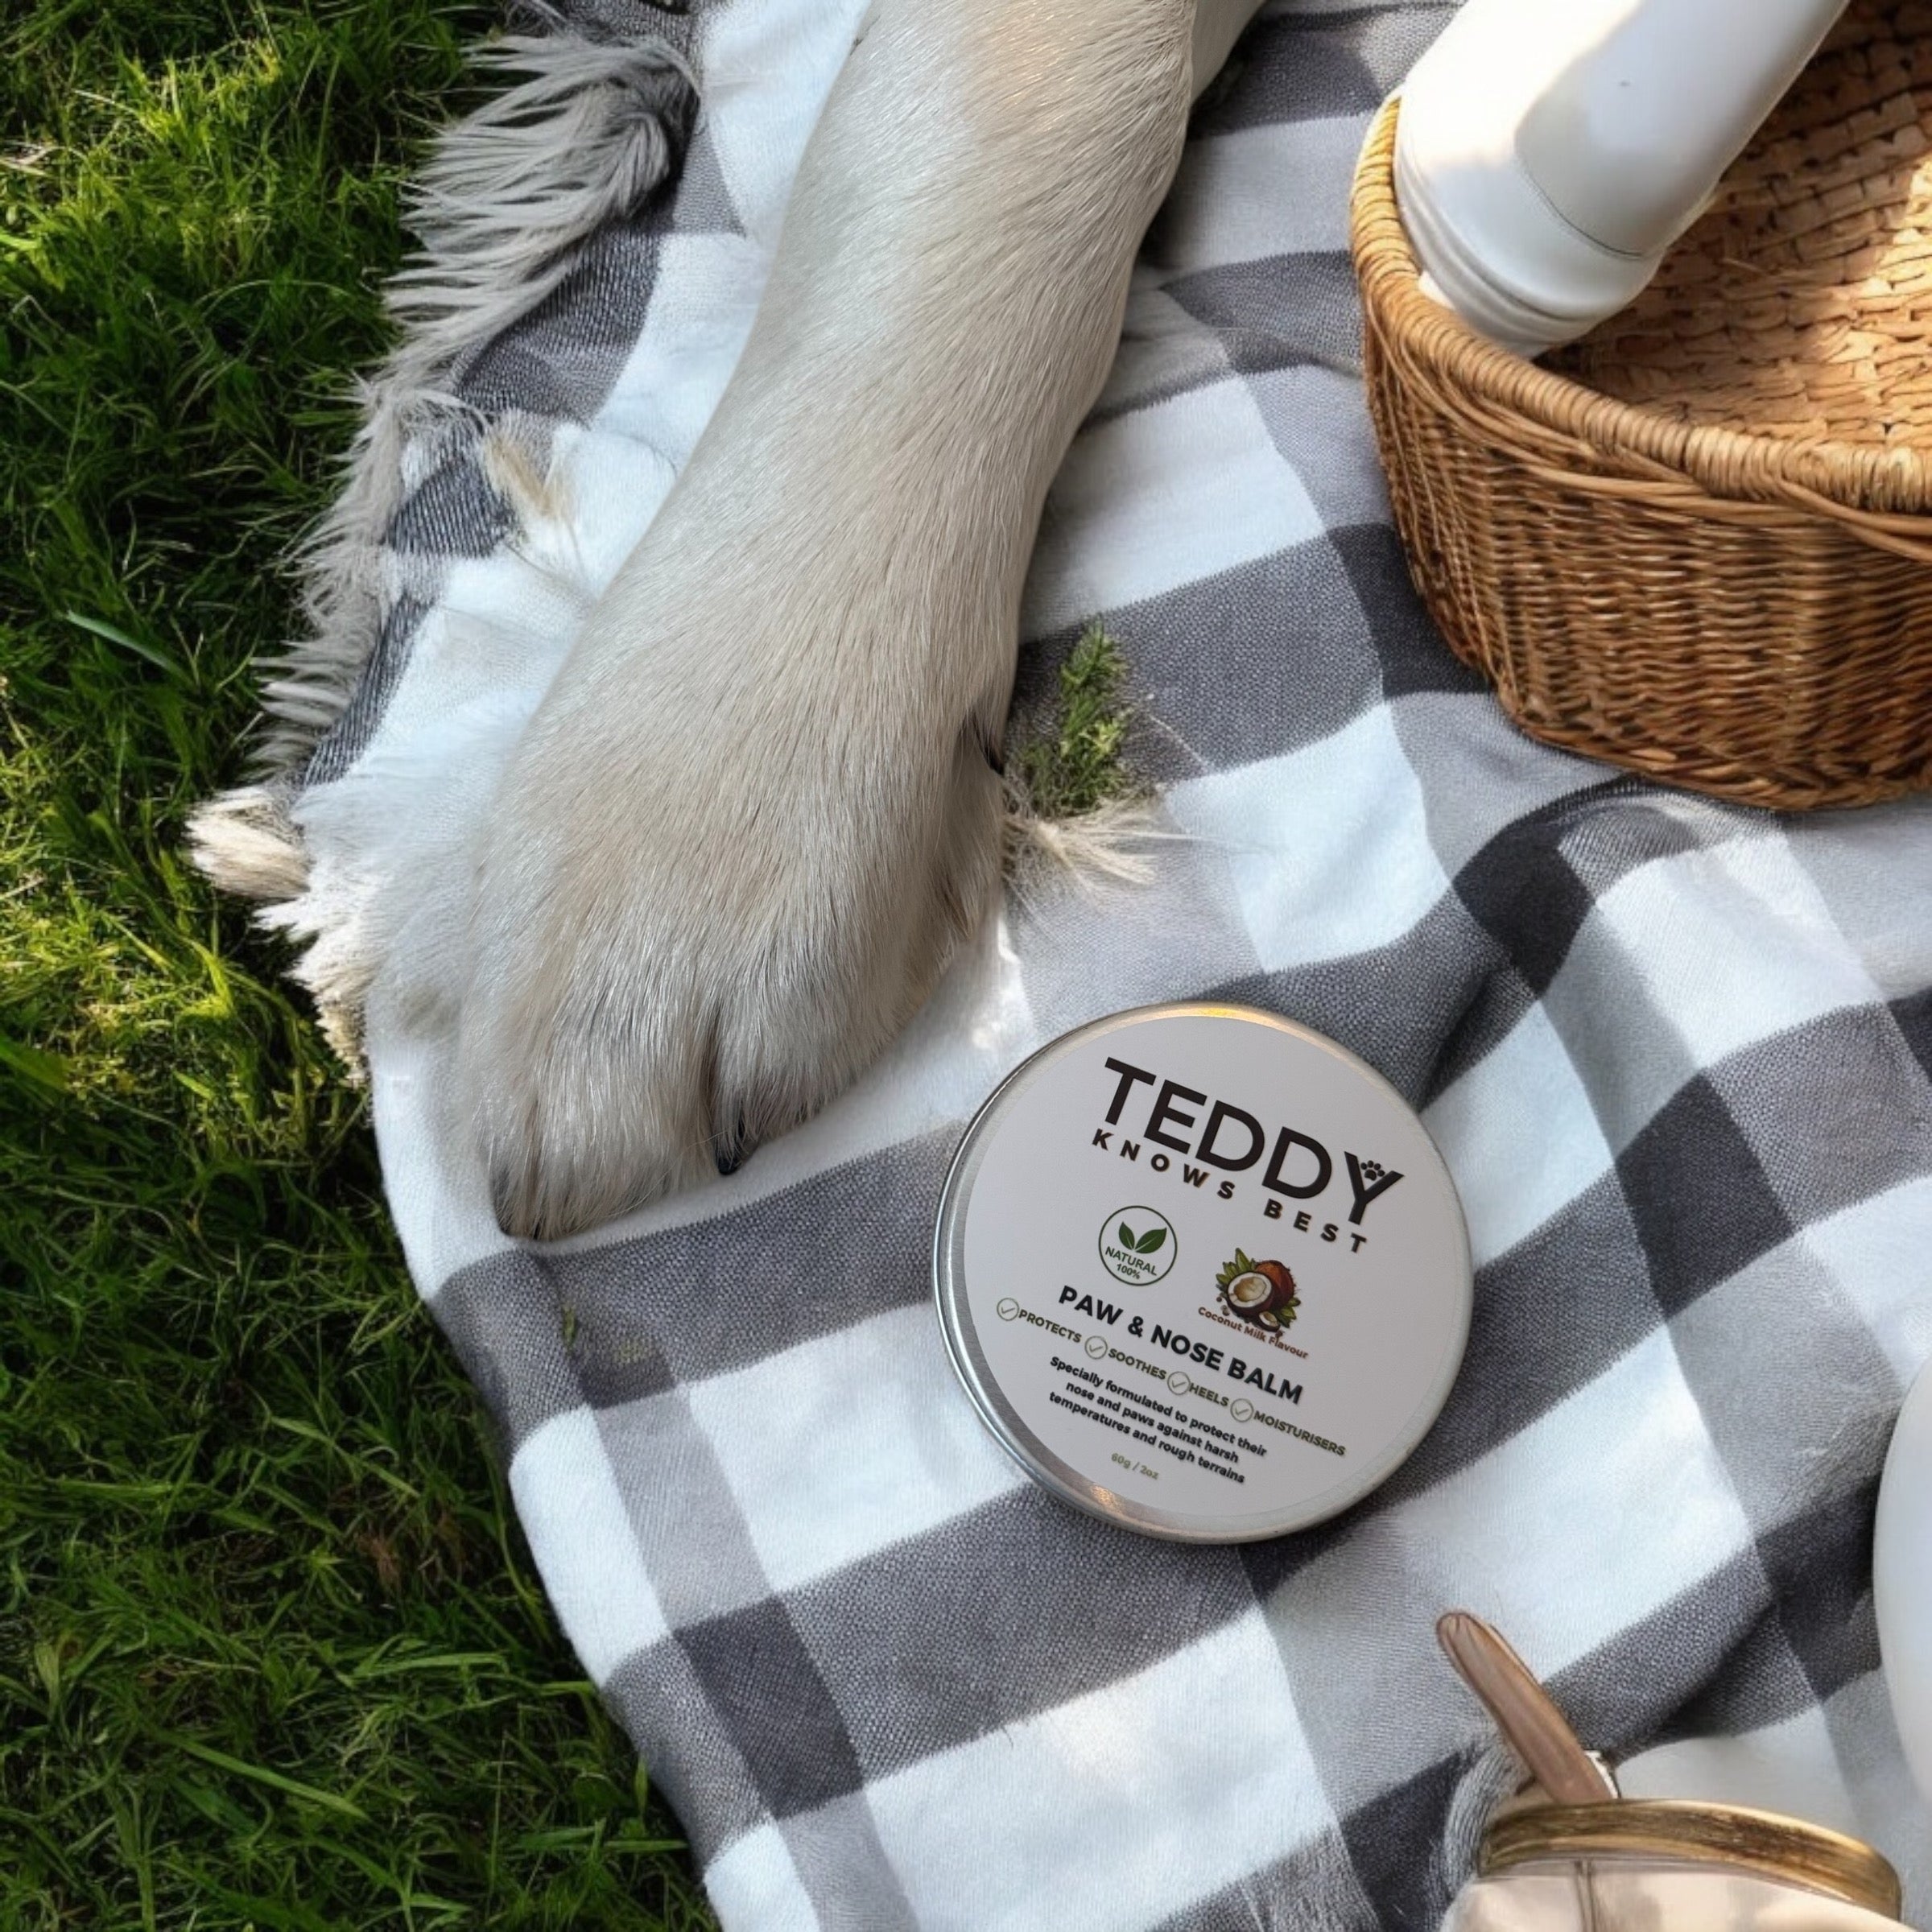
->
xmin=189 ymin=13 xmax=696 ymax=993
xmin=1002 ymin=791 xmax=1166 ymax=897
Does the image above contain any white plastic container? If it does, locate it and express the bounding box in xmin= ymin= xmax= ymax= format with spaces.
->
xmin=1394 ymin=0 xmax=1850 ymax=356
xmin=1876 ymin=1356 xmax=1932 ymax=1815
xmin=932 ymin=1005 xmax=1472 ymax=1542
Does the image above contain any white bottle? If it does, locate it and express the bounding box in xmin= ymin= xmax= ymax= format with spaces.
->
xmin=1876 ymin=1356 xmax=1932 ymax=1817
xmin=1393 ymin=0 xmax=1850 ymax=357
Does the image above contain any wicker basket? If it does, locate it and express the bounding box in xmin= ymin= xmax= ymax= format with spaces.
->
xmin=1352 ymin=0 xmax=1932 ymax=810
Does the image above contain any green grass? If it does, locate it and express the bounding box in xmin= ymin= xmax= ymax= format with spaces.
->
xmin=1 ymin=3 xmax=713 ymax=1924
xmin=1009 ymin=621 xmax=1143 ymax=822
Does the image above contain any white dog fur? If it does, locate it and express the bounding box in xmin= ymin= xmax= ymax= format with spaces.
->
xmin=456 ymin=0 xmax=1268 ymax=1237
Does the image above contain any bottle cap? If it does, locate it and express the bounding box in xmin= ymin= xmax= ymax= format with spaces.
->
xmin=933 ymin=1003 xmax=1472 ymax=1542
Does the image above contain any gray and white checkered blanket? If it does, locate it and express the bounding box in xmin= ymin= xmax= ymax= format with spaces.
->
xmin=200 ymin=0 xmax=1932 ymax=1923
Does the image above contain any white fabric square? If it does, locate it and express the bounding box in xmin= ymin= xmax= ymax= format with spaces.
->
xmin=1788 ymin=799 xmax=1932 ymax=1000
xmin=365 ymin=550 xmax=578 ymax=749
xmin=599 ymin=230 xmax=766 ymax=464
xmin=1364 ymin=1327 xmax=1754 ymax=1681
xmin=1024 ymin=378 xmax=1321 ymax=636
xmin=869 ymin=1608 xmax=1332 ymax=1932
xmin=539 ymin=423 xmax=679 ymax=596
xmin=1164 ymin=706 xmax=1450 ymax=971
xmin=510 ymin=1407 xmax=669 ymax=1682
xmin=1425 ymin=1001 xmax=1614 ymax=1268
xmin=372 ymin=1002 xmax=514 ymax=1293
xmin=687 ymin=1306 xmax=1025 ymax=1595
xmin=1801 ymin=1178 xmax=1932 ymax=1385
xmin=705 ymin=1822 xmax=821 ymax=1932
xmin=1158 ymin=115 xmax=1366 ymax=272
xmin=1595 ymin=832 xmax=1884 ymax=1075
xmin=698 ymin=0 xmax=869 ymax=250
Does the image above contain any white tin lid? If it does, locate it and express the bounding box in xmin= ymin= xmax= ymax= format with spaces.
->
xmin=934 ymin=1003 xmax=1472 ymax=1542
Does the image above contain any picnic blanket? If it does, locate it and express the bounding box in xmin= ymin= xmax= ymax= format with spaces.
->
xmin=195 ymin=0 xmax=1932 ymax=1924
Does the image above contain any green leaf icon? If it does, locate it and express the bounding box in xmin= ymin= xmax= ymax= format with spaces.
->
xmin=1118 ymin=1222 xmax=1136 ymax=1249
xmin=1136 ymin=1228 xmax=1166 ymax=1254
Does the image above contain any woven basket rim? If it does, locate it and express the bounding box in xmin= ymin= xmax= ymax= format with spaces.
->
xmin=1352 ymin=97 xmax=1932 ymax=530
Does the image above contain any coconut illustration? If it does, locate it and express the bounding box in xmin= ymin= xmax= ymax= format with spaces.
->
xmin=1224 ymin=1269 xmax=1275 ymax=1314
xmin=1214 ymin=1249 xmax=1300 ymax=1329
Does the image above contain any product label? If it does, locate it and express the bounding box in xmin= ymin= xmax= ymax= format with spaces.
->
xmin=951 ymin=1009 xmax=1470 ymax=1533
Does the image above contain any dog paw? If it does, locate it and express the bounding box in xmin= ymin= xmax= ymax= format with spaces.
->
xmin=446 ymin=0 xmax=1203 ymax=1240
xmin=452 ymin=569 xmax=1007 ymax=1239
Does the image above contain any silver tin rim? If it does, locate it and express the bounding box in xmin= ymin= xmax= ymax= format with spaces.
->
xmin=932 ymin=1001 xmax=1472 ymax=1544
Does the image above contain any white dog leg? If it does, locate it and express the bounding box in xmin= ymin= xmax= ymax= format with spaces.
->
xmin=456 ymin=0 xmax=1266 ymax=1239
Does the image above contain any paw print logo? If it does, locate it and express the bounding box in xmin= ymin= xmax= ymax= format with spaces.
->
xmin=1358 ymin=1160 xmax=1385 ymax=1183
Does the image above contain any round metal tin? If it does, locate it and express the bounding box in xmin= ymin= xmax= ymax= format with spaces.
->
xmin=933 ymin=1002 xmax=1472 ymax=1542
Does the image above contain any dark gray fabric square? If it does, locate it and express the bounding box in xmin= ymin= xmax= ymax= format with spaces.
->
xmin=431 ymin=1250 xmax=584 ymax=1455
xmin=787 ymin=1486 xmax=1257 ymax=1777
xmin=1616 ymin=1075 xmax=1795 ymax=1316
xmin=1550 ymin=1554 xmax=1777 ymax=1761
xmin=1331 ymin=524 xmax=1486 ymax=701
xmin=679 ymin=1596 xmax=868 ymax=1818
xmin=1164 ymin=253 xmax=1367 ymax=378
xmin=1338 ymin=1755 xmax=1465 ymax=1932
xmin=1235 ymin=1506 xmax=1355 ymax=1604
xmin=1712 ymin=1006 xmax=1932 ymax=1228
xmin=1451 ymin=787 xmax=1628 ymax=997
xmin=671 ymin=122 xmax=745 ymax=236
xmin=1392 ymin=1171 xmax=1656 ymax=1494
xmin=1756 ymin=1477 xmax=1883 ymax=1707
xmin=460 ymin=226 xmax=671 ymax=422
xmin=386 ymin=451 xmax=517 ymax=557
xmin=532 ymin=1129 xmax=956 ymax=1385
xmin=1418 ymin=963 xmax=1536 ymax=1108
xmin=1894 ymin=986 xmax=1932 ymax=1087
xmin=1217 ymin=895 xmax=1503 ymax=1108
xmin=1662 ymin=1600 xmax=1834 ymax=1743
xmin=604 ymin=1635 xmax=771 ymax=1864
xmin=1190 ymin=12 xmax=1384 ymax=134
